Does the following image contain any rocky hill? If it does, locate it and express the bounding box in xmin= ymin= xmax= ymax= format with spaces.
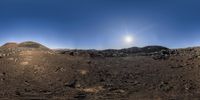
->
xmin=0 ymin=42 xmax=18 ymax=49
xmin=18 ymin=41 xmax=49 ymax=50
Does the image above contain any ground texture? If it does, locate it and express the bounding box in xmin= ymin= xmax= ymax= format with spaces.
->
xmin=1 ymin=42 xmax=200 ymax=100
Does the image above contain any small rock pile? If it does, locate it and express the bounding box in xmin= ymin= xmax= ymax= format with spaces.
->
xmin=151 ymin=49 xmax=179 ymax=60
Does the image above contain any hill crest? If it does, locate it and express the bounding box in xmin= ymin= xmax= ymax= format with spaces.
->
xmin=0 ymin=41 xmax=49 ymax=50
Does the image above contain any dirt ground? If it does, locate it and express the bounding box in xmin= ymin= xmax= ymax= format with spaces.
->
xmin=1 ymin=43 xmax=200 ymax=100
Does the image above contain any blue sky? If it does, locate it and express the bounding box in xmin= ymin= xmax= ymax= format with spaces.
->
xmin=0 ymin=0 xmax=200 ymax=49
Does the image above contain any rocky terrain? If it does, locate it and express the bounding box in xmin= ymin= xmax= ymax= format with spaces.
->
xmin=0 ymin=41 xmax=200 ymax=100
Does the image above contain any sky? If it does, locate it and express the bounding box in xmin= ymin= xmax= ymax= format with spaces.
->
xmin=0 ymin=0 xmax=200 ymax=49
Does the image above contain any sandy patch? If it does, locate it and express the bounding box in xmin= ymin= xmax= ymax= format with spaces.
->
xmin=78 ymin=69 xmax=88 ymax=75
xmin=20 ymin=61 xmax=29 ymax=65
xmin=80 ymin=86 xmax=104 ymax=93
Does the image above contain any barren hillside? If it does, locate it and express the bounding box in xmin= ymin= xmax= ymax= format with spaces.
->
xmin=0 ymin=42 xmax=200 ymax=100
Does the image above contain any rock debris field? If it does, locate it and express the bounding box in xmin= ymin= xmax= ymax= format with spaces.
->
xmin=0 ymin=41 xmax=200 ymax=100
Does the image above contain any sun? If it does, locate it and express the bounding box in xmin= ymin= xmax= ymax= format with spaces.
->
xmin=124 ymin=35 xmax=133 ymax=44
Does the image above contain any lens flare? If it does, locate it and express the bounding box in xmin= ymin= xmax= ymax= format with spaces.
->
xmin=124 ymin=35 xmax=133 ymax=44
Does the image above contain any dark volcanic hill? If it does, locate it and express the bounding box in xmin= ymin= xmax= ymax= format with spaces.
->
xmin=18 ymin=41 xmax=49 ymax=50
xmin=1 ymin=42 xmax=200 ymax=100
xmin=0 ymin=41 xmax=49 ymax=50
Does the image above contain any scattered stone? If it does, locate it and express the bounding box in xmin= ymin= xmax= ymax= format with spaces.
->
xmin=183 ymin=81 xmax=195 ymax=91
xmin=24 ymin=80 xmax=30 ymax=86
xmin=14 ymin=58 xmax=18 ymax=62
xmin=40 ymin=90 xmax=53 ymax=95
xmin=78 ymin=69 xmax=88 ymax=75
xmin=74 ymin=93 xmax=86 ymax=99
xmin=2 ymin=72 xmax=6 ymax=76
xmin=152 ymin=50 xmax=170 ymax=60
xmin=170 ymin=64 xmax=184 ymax=68
xmin=87 ymin=60 xmax=92 ymax=64
xmin=64 ymin=80 xmax=77 ymax=88
xmin=15 ymin=91 xmax=21 ymax=96
xmin=1 ymin=78 xmax=5 ymax=81
xmin=159 ymin=82 xmax=172 ymax=92
xmin=55 ymin=67 xmax=65 ymax=72
xmin=2 ymin=54 xmax=6 ymax=57
xmin=7 ymin=58 xmax=14 ymax=61
xmin=80 ymin=86 xmax=104 ymax=93
xmin=20 ymin=61 xmax=29 ymax=65
xmin=0 ymin=54 xmax=2 ymax=58
xmin=69 ymin=52 xmax=77 ymax=56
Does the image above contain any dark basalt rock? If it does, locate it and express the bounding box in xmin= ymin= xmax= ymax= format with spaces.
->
xmin=74 ymin=93 xmax=87 ymax=99
xmin=64 ymin=80 xmax=77 ymax=88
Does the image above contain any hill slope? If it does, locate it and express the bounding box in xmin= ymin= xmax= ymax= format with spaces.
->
xmin=0 ymin=42 xmax=18 ymax=48
xmin=18 ymin=41 xmax=49 ymax=50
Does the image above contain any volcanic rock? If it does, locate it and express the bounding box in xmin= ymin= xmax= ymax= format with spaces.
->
xmin=64 ymin=80 xmax=77 ymax=88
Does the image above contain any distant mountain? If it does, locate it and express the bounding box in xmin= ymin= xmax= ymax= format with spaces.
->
xmin=55 ymin=45 xmax=169 ymax=57
xmin=0 ymin=41 xmax=168 ymax=54
xmin=120 ymin=46 xmax=169 ymax=54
